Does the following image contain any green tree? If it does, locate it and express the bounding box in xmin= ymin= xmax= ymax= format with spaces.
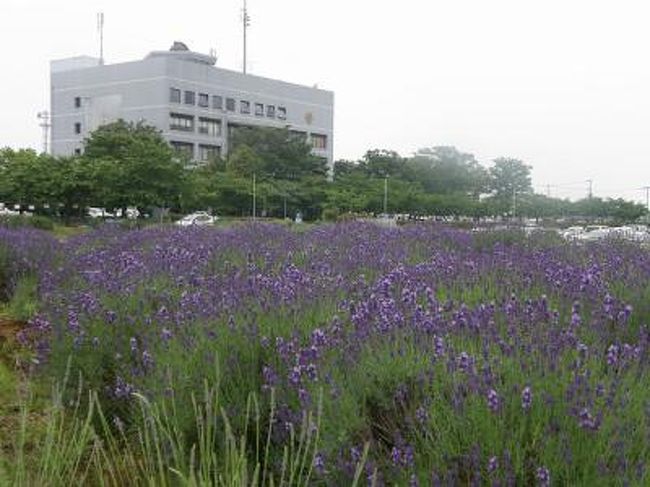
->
xmin=360 ymin=149 xmax=412 ymax=180
xmin=488 ymin=157 xmax=532 ymax=214
xmin=410 ymin=146 xmax=488 ymax=198
xmin=226 ymin=145 xmax=263 ymax=177
xmin=229 ymin=126 xmax=328 ymax=180
xmin=83 ymin=120 xmax=185 ymax=213
xmin=0 ymin=148 xmax=59 ymax=210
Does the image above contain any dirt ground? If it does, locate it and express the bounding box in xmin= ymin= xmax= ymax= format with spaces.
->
xmin=0 ymin=317 xmax=26 ymax=346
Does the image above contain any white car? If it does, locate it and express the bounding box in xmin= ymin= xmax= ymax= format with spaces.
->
xmin=175 ymin=211 xmax=217 ymax=227
xmin=560 ymin=226 xmax=585 ymax=240
xmin=578 ymin=226 xmax=611 ymax=242
xmin=0 ymin=205 xmax=20 ymax=216
xmin=88 ymin=207 xmax=114 ymax=218
xmin=114 ymin=207 xmax=140 ymax=219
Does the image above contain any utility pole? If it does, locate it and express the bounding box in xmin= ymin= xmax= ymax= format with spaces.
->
xmin=97 ymin=12 xmax=105 ymax=65
xmin=252 ymin=172 xmax=256 ymax=221
xmin=37 ymin=111 xmax=50 ymax=155
xmin=587 ymin=179 xmax=593 ymax=199
xmin=546 ymin=184 xmax=551 ymax=198
xmin=383 ymin=176 xmax=388 ymax=215
xmin=242 ymin=0 xmax=250 ymax=74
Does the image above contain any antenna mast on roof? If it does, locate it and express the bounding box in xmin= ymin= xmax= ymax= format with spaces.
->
xmin=242 ymin=0 xmax=250 ymax=74
xmin=97 ymin=12 xmax=105 ymax=65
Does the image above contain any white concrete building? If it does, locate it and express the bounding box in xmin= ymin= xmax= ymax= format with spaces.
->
xmin=50 ymin=42 xmax=334 ymax=167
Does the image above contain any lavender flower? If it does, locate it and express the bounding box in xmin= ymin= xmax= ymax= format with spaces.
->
xmin=487 ymin=388 xmax=500 ymax=413
xmin=391 ymin=446 xmax=402 ymax=466
xmin=521 ymin=386 xmax=533 ymax=411
xmin=415 ymin=405 xmax=428 ymax=424
xmin=313 ymin=452 xmax=326 ymax=475
xmin=606 ymin=344 xmax=619 ymax=367
xmin=488 ymin=455 xmax=498 ymax=474
xmin=536 ymin=466 xmax=550 ymax=486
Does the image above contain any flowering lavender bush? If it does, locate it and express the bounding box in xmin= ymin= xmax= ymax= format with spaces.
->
xmin=0 ymin=227 xmax=58 ymax=302
xmin=9 ymin=222 xmax=650 ymax=484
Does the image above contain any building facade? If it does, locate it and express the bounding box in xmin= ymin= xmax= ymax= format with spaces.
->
xmin=50 ymin=42 xmax=334 ymax=167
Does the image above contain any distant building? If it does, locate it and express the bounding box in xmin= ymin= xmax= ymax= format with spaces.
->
xmin=50 ymin=42 xmax=334 ymax=167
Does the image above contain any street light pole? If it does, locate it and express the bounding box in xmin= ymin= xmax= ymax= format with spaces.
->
xmin=252 ymin=173 xmax=256 ymax=221
xmin=383 ymin=176 xmax=388 ymax=215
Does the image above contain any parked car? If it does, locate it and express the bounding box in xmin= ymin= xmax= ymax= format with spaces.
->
xmin=175 ymin=211 xmax=217 ymax=227
xmin=0 ymin=204 xmax=20 ymax=216
xmin=560 ymin=226 xmax=585 ymax=240
xmin=114 ymin=207 xmax=140 ymax=219
xmin=87 ymin=207 xmax=114 ymax=218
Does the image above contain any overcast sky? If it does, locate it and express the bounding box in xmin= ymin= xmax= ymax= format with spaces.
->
xmin=2 ymin=0 xmax=649 ymax=202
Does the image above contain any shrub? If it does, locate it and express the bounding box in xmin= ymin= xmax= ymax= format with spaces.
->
xmin=321 ymin=207 xmax=339 ymax=222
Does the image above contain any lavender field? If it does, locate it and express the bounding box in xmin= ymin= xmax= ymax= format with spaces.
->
xmin=1 ymin=222 xmax=649 ymax=485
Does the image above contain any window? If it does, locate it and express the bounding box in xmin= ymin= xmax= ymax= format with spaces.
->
xmin=198 ymin=117 xmax=221 ymax=137
xmin=254 ymin=103 xmax=264 ymax=116
xmin=170 ymin=141 xmax=194 ymax=159
xmin=240 ymin=100 xmax=250 ymax=114
xmin=74 ymin=148 xmax=82 ymax=155
xmin=198 ymin=93 xmax=209 ymax=107
xmin=74 ymin=122 xmax=81 ymax=134
xmin=74 ymin=97 xmax=81 ymax=108
xmin=311 ymin=134 xmax=327 ymax=150
xmin=290 ymin=130 xmax=307 ymax=141
xmin=198 ymin=144 xmax=220 ymax=162
xmin=266 ymin=105 xmax=275 ymax=118
xmin=169 ymin=88 xmax=181 ymax=103
xmin=184 ymin=90 xmax=195 ymax=105
xmin=170 ymin=113 xmax=194 ymax=131
xmin=226 ymin=98 xmax=236 ymax=111
xmin=212 ymin=95 xmax=223 ymax=109
xmin=277 ymin=106 xmax=287 ymax=120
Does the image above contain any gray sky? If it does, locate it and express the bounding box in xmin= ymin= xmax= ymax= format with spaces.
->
xmin=2 ymin=0 xmax=649 ymax=202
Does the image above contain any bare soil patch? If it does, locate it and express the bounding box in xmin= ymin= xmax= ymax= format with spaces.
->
xmin=0 ymin=317 xmax=27 ymax=346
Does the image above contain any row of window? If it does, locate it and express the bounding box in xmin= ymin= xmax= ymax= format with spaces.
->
xmin=73 ymin=115 xmax=325 ymax=149
xmin=170 ymin=88 xmax=287 ymax=120
xmin=287 ymin=130 xmax=327 ymax=150
xmin=170 ymin=141 xmax=221 ymax=162
xmin=170 ymin=113 xmax=222 ymax=136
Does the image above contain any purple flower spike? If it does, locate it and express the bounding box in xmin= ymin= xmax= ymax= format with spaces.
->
xmin=521 ymin=386 xmax=533 ymax=411
xmin=487 ymin=388 xmax=500 ymax=413
xmin=606 ymin=344 xmax=619 ymax=367
xmin=391 ymin=446 xmax=402 ymax=466
xmin=536 ymin=466 xmax=550 ymax=486
xmin=415 ymin=406 xmax=428 ymax=424
xmin=313 ymin=452 xmax=325 ymax=475
xmin=488 ymin=455 xmax=498 ymax=474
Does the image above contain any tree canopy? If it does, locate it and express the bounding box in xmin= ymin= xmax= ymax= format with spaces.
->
xmin=0 ymin=124 xmax=646 ymax=223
